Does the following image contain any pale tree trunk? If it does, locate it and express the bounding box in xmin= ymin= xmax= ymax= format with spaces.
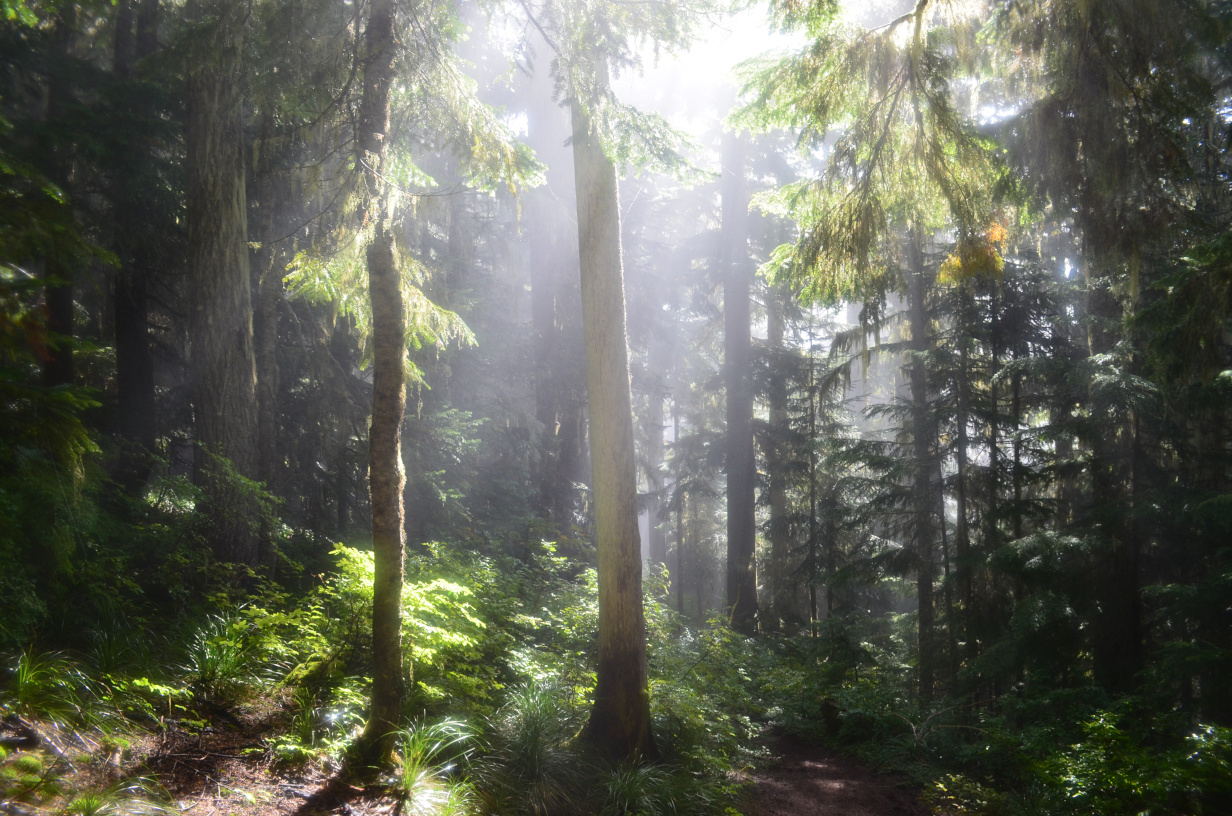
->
xmin=571 ymin=81 xmax=654 ymax=760
xmin=185 ymin=0 xmax=260 ymax=565
xmin=723 ymin=131 xmax=757 ymax=636
xmin=355 ymin=0 xmax=407 ymax=765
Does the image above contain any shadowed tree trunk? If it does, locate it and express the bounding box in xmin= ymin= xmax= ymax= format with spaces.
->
xmin=185 ymin=0 xmax=260 ymax=565
xmin=355 ymin=0 xmax=407 ymax=765
xmin=723 ymin=131 xmax=757 ymax=636
xmin=571 ymin=76 xmax=654 ymax=760
xmin=112 ymin=0 xmax=159 ymax=488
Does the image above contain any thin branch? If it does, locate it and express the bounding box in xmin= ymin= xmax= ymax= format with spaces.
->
xmin=516 ymin=0 xmax=560 ymax=55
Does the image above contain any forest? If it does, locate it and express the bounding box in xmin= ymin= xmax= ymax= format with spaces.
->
xmin=1 ymin=0 xmax=1231 ymax=813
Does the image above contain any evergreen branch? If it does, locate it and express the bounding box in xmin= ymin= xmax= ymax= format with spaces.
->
xmin=516 ymin=0 xmax=560 ymax=55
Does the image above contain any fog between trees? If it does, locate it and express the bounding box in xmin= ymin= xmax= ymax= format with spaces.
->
xmin=2 ymin=0 xmax=1231 ymax=812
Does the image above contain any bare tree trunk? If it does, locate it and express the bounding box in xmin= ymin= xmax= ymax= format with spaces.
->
xmin=185 ymin=0 xmax=260 ymax=565
xmin=355 ymin=0 xmax=406 ymax=765
xmin=723 ymin=132 xmax=757 ymax=635
xmin=571 ymin=85 xmax=654 ymax=761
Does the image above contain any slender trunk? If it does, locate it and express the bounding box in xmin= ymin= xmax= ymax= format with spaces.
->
xmin=722 ymin=132 xmax=757 ymax=635
xmin=907 ymin=233 xmax=935 ymax=704
xmin=766 ymin=284 xmax=791 ymax=630
xmin=675 ymin=404 xmax=685 ymax=614
xmin=807 ymin=320 xmax=819 ymax=638
xmin=986 ymin=284 xmax=1000 ymax=554
xmin=647 ymin=390 xmax=667 ymax=568
xmin=1011 ymin=351 xmax=1023 ymax=543
xmin=356 ymin=0 xmax=406 ymax=763
xmin=955 ymin=293 xmax=973 ymax=657
xmin=185 ymin=0 xmax=260 ymax=565
xmin=572 ymin=84 xmax=654 ymax=760
xmin=940 ymin=479 xmax=957 ymax=687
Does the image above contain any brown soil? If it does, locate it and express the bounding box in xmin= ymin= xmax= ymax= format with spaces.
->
xmin=750 ymin=736 xmax=929 ymax=816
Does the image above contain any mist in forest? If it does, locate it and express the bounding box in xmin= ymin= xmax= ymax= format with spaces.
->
xmin=3 ymin=0 xmax=1231 ymax=811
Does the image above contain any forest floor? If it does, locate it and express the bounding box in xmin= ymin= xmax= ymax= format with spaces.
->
xmin=7 ymin=708 xmax=929 ymax=816
xmin=747 ymin=734 xmax=928 ymax=816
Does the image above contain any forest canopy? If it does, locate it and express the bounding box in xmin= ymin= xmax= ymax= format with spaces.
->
xmin=1 ymin=0 xmax=1231 ymax=814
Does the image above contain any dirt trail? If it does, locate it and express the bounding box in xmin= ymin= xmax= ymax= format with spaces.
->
xmin=750 ymin=737 xmax=928 ymax=816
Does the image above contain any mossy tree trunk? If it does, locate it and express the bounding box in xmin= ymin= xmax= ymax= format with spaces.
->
xmin=355 ymin=0 xmax=407 ymax=765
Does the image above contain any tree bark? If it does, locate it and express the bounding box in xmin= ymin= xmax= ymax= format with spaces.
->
xmin=185 ymin=0 xmax=260 ymax=565
xmin=571 ymin=86 xmax=654 ymax=761
xmin=722 ymin=131 xmax=757 ymax=636
xmin=355 ymin=0 xmax=407 ymax=764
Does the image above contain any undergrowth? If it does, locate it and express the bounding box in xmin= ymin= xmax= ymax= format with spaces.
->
xmin=770 ymin=611 xmax=1232 ymax=816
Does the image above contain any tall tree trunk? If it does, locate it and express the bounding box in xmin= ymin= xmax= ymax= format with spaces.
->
xmin=766 ymin=283 xmax=791 ymax=629
xmin=954 ymin=327 xmax=973 ymax=659
xmin=185 ymin=0 xmax=260 ymax=565
xmin=355 ymin=0 xmax=407 ymax=764
xmin=675 ymin=404 xmax=686 ymax=615
xmin=571 ymin=83 xmax=654 ymax=761
xmin=807 ymin=317 xmax=819 ymax=637
xmin=112 ymin=0 xmax=158 ymax=489
xmin=907 ymin=233 xmax=935 ymax=704
xmin=722 ymin=131 xmax=757 ymax=635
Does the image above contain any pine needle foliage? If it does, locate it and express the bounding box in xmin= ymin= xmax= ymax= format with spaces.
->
xmin=736 ymin=0 xmax=1007 ymax=306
